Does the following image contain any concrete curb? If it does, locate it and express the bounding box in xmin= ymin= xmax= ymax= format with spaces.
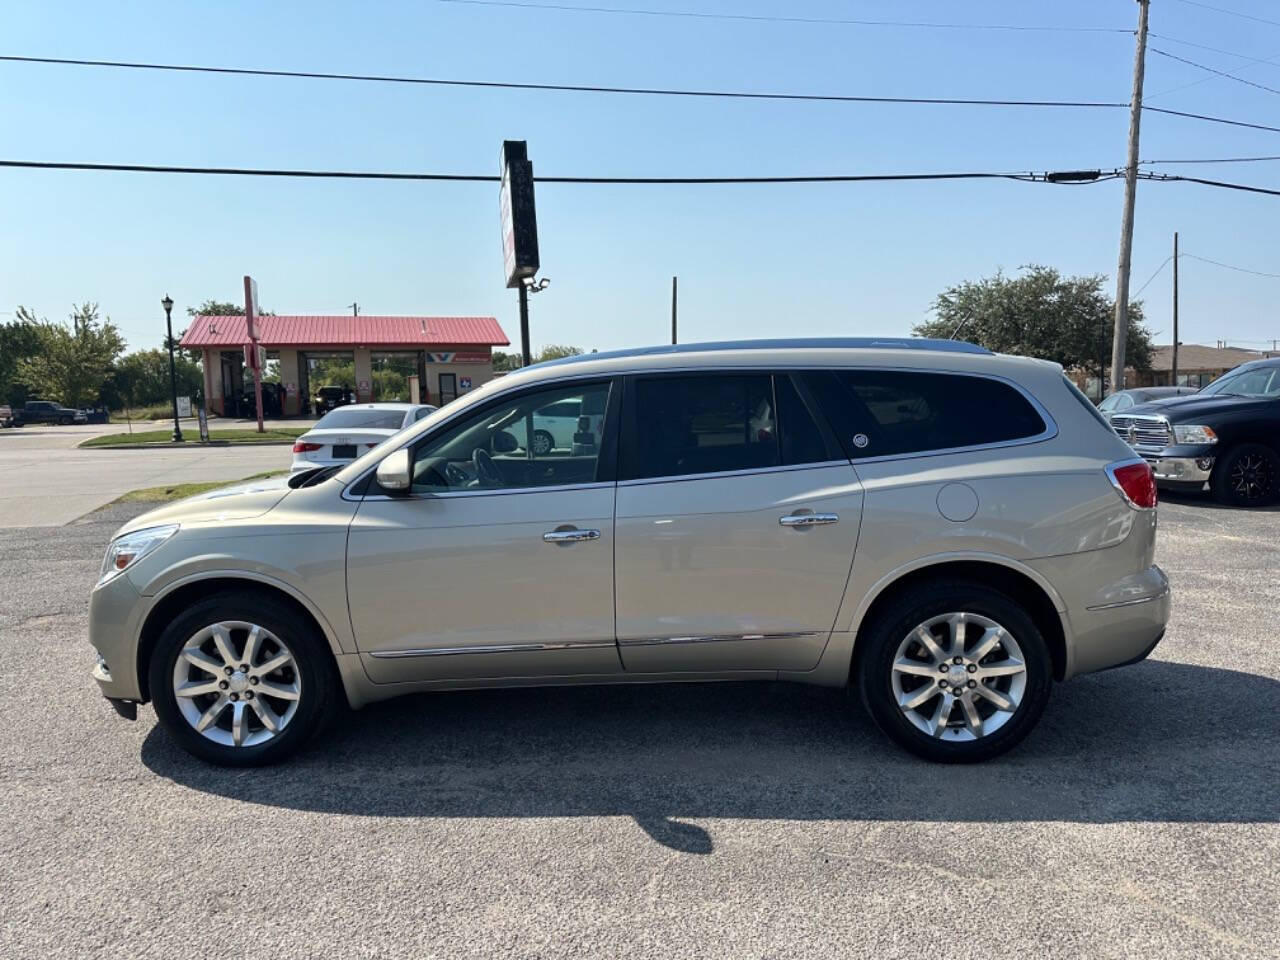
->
xmin=78 ymin=440 xmax=297 ymax=450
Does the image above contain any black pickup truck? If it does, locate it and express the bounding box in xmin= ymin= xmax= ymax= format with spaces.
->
xmin=10 ymin=400 xmax=87 ymax=427
xmin=1108 ymin=356 xmax=1280 ymax=506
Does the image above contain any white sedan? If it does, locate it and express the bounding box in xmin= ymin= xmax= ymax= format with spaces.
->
xmin=290 ymin=403 xmax=436 ymax=472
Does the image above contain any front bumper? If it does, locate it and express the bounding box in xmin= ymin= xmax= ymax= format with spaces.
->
xmin=1128 ymin=444 xmax=1216 ymax=488
xmin=89 ymin=571 xmax=147 ymax=706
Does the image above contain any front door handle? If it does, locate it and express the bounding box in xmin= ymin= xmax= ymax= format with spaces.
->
xmin=779 ymin=513 xmax=839 ymax=528
xmin=543 ymin=527 xmax=601 ymax=544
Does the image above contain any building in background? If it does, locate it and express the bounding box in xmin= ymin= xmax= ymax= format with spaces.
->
xmin=1130 ymin=344 xmax=1273 ymax=389
xmin=180 ymin=314 xmax=508 ymax=417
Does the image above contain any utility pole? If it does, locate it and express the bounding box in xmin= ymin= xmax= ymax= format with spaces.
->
xmin=1172 ymin=232 xmax=1179 ymax=387
xmin=1109 ymin=0 xmax=1150 ymax=396
xmin=671 ymin=276 xmax=678 ymax=344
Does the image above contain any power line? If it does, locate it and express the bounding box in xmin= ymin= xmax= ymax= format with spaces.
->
xmin=1147 ymin=33 xmax=1276 ymax=59
xmin=1141 ymin=155 xmax=1280 ymax=164
xmin=11 ymin=52 xmax=1280 ymax=138
xmin=1170 ymin=0 xmax=1280 ymax=30
xmin=1133 ymin=255 xmax=1174 ymax=297
xmin=1149 ymin=46 xmax=1280 ymax=96
xmin=0 ymin=55 xmax=1130 ymax=109
xmin=433 ymin=0 xmax=1134 ymax=33
xmin=1139 ymin=172 xmax=1280 ymax=197
xmin=1180 ymin=253 xmax=1280 ymax=278
xmin=1144 ymin=105 xmax=1280 ymax=135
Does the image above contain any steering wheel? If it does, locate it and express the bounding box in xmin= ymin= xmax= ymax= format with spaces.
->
xmin=472 ymin=447 xmax=503 ymax=486
xmin=443 ymin=461 xmax=469 ymax=488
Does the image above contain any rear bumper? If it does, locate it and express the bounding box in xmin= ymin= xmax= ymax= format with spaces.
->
xmin=1067 ymin=565 xmax=1171 ymax=677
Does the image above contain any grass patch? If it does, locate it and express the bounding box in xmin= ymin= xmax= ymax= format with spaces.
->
xmin=82 ymin=427 xmax=307 ymax=448
xmin=113 ymin=471 xmax=287 ymax=504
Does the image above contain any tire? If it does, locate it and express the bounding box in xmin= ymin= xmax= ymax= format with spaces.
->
xmin=857 ymin=579 xmax=1052 ymax=763
xmin=531 ymin=429 xmax=555 ymax=457
xmin=1211 ymin=443 xmax=1280 ymax=507
xmin=58 ymin=416 xmax=72 ymax=425
xmin=148 ymin=591 xmax=340 ymax=766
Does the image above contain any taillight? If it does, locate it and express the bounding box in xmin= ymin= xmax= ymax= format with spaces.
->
xmin=1107 ymin=459 xmax=1157 ymax=509
xmin=292 ymin=441 xmax=323 ymax=453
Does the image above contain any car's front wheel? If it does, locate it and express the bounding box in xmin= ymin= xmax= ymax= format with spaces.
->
xmin=148 ymin=592 xmax=339 ymax=766
xmin=1212 ymin=443 xmax=1279 ymax=507
xmin=857 ymin=580 xmax=1052 ymax=763
xmin=531 ymin=429 xmax=555 ymax=457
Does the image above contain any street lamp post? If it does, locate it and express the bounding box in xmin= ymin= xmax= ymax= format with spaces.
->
xmin=162 ymin=295 xmax=183 ymax=443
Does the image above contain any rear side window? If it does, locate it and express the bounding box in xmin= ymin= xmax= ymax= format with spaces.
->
xmin=626 ymin=375 xmax=778 ymax=480
xmin=806 ymin=369 xmax=1047 ymax=458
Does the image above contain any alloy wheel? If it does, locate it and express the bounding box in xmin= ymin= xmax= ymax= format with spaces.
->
xmin=172 ymin=620 xmax=302 ymax=748
xmin=1230 ymin=453 xmax=1273 ymax=502
xmin=890 ymin=612 xmax=1027 ymax=741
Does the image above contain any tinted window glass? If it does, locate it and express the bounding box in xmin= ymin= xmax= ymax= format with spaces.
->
xmin=317 ymin=408 xmax=407 ymax=430
xmin=408 ymin=382 xmax=612 ymax=494
xmin=820 ymin=370 xmax=1046 ymax=458
xmin=775 ymin=374 xmax=836 ymax=465
xmin=628 ymin=375 xmax=778 ymax=479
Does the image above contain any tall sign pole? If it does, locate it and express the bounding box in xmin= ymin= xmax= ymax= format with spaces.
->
xmin=1108 ymin=0 xmax=1150 ymax=396
xmin=500 ymin=140 xmax=540 ymax=368
xmin=1172 ymin=231 xmax=1179 ymax=387
xmin=244 ymin=275 xmax=265 ymax=433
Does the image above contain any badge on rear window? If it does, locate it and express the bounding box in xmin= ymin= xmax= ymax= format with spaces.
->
xmin=852 ymin=433 xmax=869 ymax=449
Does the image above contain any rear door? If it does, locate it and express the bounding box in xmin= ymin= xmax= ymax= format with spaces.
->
xmin=613 ymin=371 xmax=863 ymax=673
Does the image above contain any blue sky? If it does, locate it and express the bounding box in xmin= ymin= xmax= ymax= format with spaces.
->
xmin=1 ymin=0 xmax=1278 ymax=353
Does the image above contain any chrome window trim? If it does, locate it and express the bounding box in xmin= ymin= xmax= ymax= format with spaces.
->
xmin=369 ymin=639 xmax=617 ymax=659
xmin=617 ymin=460 xmax=849 ymax=488
xmin=344 ymin=363 xmax=1058 ymax=498
xmin=617 ymin=631 xmax=822 ymax=647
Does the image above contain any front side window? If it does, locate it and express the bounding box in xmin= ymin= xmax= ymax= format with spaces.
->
xmin=408 ymin=381 xmax=612 ymax=494
xmin=814 ymin=369 xmax=1047 ymax=458
xmin=625 ymin=375 xmax=778 ymax=480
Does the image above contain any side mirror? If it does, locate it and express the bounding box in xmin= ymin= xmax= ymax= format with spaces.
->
xmin=493 ymin=430 xmax=519 ymax=454
xmin=376 ymin=448 xmax=412 ymax=493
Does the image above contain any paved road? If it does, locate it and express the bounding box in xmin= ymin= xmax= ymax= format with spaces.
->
xmin=0 ymin=422 xmax=295 ymax=526
xmin=1 ymin=494 xmax=1276 ymax=959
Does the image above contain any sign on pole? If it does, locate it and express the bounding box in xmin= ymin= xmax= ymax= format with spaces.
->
xmin=500 ymin=141 xmax=539 ymax=289
xmin=243 ymin=275 xmax=265 ymax=433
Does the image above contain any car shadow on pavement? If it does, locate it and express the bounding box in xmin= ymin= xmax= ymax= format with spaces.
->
xmin=141 ymin=660 xmax=1280 ymax=854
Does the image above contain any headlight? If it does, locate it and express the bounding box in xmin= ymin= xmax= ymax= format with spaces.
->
xmin=99 ymin=524 xmax=179 ymax=585
xmin=1172 ymin=424 xmax=1218 ymax=445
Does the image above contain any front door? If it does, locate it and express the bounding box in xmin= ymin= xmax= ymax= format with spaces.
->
xmin=614 ymin=372 xmax=863 ymax=673
xmin=347 ymin=377 xmax=622 ymax=683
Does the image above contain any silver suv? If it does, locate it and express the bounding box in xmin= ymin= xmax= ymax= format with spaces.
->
xmin=89 ymin=339 xmax=1170 ymax=766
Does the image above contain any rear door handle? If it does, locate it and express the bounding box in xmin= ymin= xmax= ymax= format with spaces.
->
xmin=779 ymin=513 xmax=839 ymax=528
xmin=543 ymin=528 xmax=601 ymax=544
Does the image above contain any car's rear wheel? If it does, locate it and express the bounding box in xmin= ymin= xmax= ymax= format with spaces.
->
xmin=148 ymin=592 xmax=339 ymax=766
xmin=1212 ymin=443 xmax=1279 ymax=507
xmin=58 ymin=415 xmax=72 ymax=425
xmin=857 ymin=580 xmax=1052 ymax=763
xmin=531 ymin=429 xmax=555 ymax=457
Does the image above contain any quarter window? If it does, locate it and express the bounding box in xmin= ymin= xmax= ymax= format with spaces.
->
xmin=406 ymin=381 xmax=612 ymax=494
xmin=817 ymin=370 xmax=1047 ymax=458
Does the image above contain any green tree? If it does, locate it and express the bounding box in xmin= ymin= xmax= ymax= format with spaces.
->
xmin=0 ymin=314 xmax=43 ymax=406
xmin=914 ymin=266 xmax=1153 ymax=374
xmin=492 ymin=344 xmax=585 ymax=371
xmin=105 ymin=348 xmax=203 ymax=409
xmin=16 ymin=303 xmax=125 ymax=407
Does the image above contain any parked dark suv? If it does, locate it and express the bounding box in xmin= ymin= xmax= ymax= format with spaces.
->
xmin=1109 ymin=357 xmax=1280 ymax=506
xmin=11 ymin=400 xmax=87 ymax=426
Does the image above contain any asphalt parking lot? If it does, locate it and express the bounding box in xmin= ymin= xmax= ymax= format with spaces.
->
xmin=1 ymin=493 xmax=1276 ymax=959
xmin=0 ymin=421 xmax=292 ymax=526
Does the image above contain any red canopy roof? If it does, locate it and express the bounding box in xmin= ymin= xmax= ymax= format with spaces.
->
xmin=180 ymin=315 xmax=509 ymax=349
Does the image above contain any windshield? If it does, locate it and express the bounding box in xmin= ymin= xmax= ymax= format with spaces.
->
xmin=1199 ymin=365 xmax=1280 ymax=399
xmin=315 ymin=408 xmax=407 ymax=430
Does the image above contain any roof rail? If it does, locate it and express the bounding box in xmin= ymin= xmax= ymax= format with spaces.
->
xmin=531 ymin=337 xmax=991 ymax=369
